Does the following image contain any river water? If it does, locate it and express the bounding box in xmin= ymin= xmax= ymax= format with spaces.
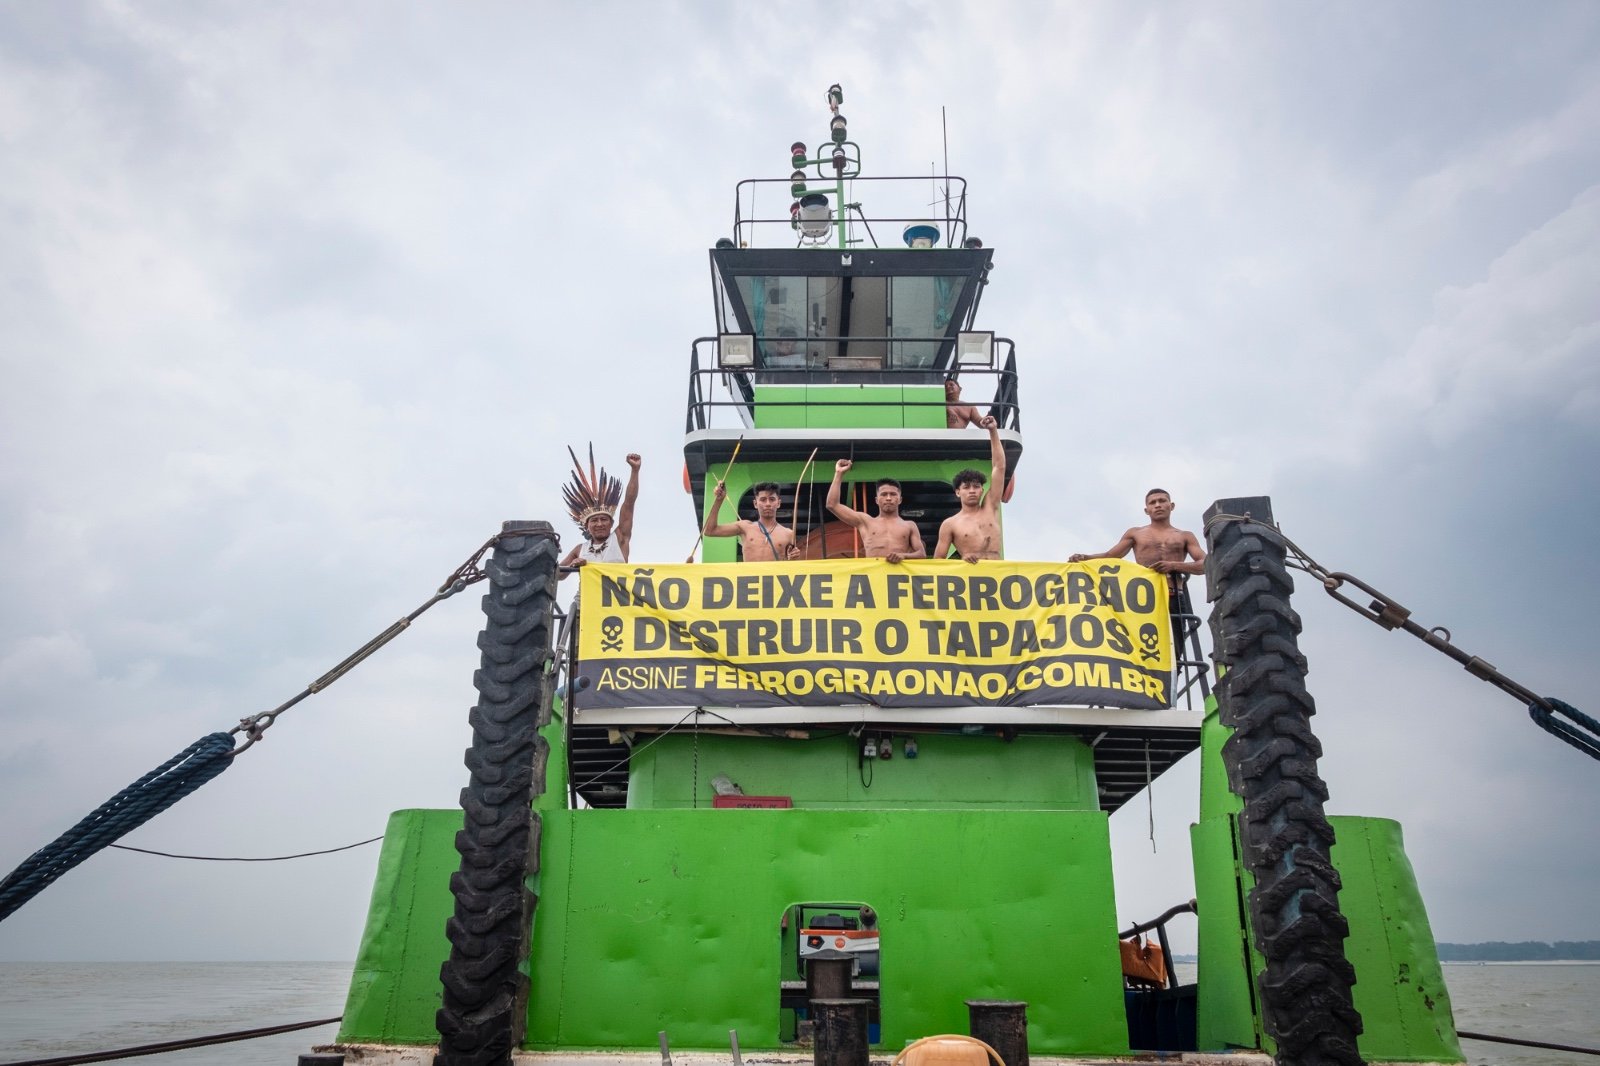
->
xmin=0 ymin=960 xmax=1596 ymax=1065
xmin=1443 ymin=962 xmax=1600 ymax=1065
xmin=0 ymin=961 xmax=347 ymax=1066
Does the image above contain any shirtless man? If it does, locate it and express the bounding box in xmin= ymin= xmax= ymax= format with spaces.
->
xmin=933 ymin=417 xmax=1005 ymax=563
xmin=944 ymin=376 xmax=983 ymax=429
xmin=560 ymin=453 xmax=641 ymax=577
xmin=1069 ymin=488 xmax=1206 ymax=588
xmin=703 ymin=479 xmax=802 ymax=563
xmin=826 ymin=460 xmax=925 ymax=564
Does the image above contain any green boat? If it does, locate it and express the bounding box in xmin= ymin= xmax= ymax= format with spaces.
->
xmin=316 ymin=87 xmax=1463 ymax=1066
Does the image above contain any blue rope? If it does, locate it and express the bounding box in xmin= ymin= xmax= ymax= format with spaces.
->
xmin=1529 ymin=698 xmax=1600 ymax=762
xmin=0 ymin=732 xmax=236 ymax=923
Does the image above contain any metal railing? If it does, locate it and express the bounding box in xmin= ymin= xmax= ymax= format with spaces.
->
xmin=684 ymin=335 xmax=1021 ymax=433
xmin=1170 ymin=579 xmax=1212 ymax=708
xmin=730 ymin=174 xmax=972 ymax=250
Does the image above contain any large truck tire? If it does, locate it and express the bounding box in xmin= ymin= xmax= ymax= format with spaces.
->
xmin=1203 ymin=498 xmax=1364 ymax=1066
xmin=435 ymin=522 xmax=559 ymax=1066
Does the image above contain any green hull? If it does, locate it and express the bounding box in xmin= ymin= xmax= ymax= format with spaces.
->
xmin=344 ymin=726 xmax=1130 ymax=1054
xmin=343 ymin=805 xmax=1125 ymax=1053
xmin=339 ymin=704 xmax=1462 ymax=1060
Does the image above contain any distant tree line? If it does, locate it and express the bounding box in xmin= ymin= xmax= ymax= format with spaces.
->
xmin=1435 ymin=941 xmax=1600 ymax=961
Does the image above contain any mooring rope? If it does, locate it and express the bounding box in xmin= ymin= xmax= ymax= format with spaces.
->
xmin=1458 ymin=1028 xmax=1600 ymax=1057
xmin=0 ymin=533 xmax=516 ymax=925
xmin=0 ymin=732 xmax=236 ymax=923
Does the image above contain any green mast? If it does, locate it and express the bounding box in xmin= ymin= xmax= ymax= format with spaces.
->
xmin=789 ymin=83 xmax=859 ymax=250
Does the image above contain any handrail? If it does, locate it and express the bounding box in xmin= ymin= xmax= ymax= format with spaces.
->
xmin=1119 ymin=899 xmax=1197 ymax=940
xmin=731 ymin=174 xmax=971 ymax=249
xmin=684 ymin=336 xmax=1022 ymax=433
xmin=1119 ymin=899 xmax=1197 ymax=991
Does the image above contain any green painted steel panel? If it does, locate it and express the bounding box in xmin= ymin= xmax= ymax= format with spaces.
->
xmin=338 ymin=809 xmax=458 ymax=1044
xmin=750 ymin=385 xmax=914 ymax=429
xmin=903 ymin=385 xmax=946 ymax=429
xmin=752 ymin=385 xmax=810 ymax=429
xmin=536 ymin=706 xmax=568 ymax=814
xmin=343 ymin=807 xmax=1129 ymax=1055
xmin=1190 ymin=698 xmax=1462 ymax=1061
xmin=1329 ymin=816 xmax=1463 ymax=1063
xmin=1195 ymin=694 xmax=1239 ymax=823
xmin=808 ymin=385 xmax=906 ymax=428
xmin=628 ymin=732 xmax=1099 ymax=810
xmin=1192 ymin=694 xmax=1262 ymax=1050
xmin=1190 ymin=815 xmax=1262 ymax=1051
xmin=528 ymin=808 xmax=1127 ymax=1053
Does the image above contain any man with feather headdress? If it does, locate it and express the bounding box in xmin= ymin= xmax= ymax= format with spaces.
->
xmin=560 ymin=446 xmax=641 ymax=577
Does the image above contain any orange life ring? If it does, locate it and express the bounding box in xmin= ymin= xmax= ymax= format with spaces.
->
xmin=1002 ymin=472 xmax=1017 ymax=503
xmin=682 ymin=463 xmax=691 ymax=494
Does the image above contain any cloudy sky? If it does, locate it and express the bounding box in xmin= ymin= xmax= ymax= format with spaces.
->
xmin=1 ymin=2 xmax=1598 ymax=966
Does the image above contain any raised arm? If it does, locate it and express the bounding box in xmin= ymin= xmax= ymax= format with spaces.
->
xmin=1068 ymin=529 xmax=1137 ymax=563
xmin=615 ymin=453 xmax=641 ymax=558
xmin=982 ymin=417 xmax=1005 ymax=512
xmin=702 ymin=479 xmax=744 ymax=538
xmin=826 ymin=459 xmax=867 ymax=528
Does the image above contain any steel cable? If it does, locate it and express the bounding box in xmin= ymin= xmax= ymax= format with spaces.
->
xmin=0 ymin=1014 xmax=341 ymax=1066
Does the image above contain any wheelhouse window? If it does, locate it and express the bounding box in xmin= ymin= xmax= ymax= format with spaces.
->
xmin=735 ymin=274 xmax=963 ymax=370
xmin=888 ymin=276 xmax=960 ymax=369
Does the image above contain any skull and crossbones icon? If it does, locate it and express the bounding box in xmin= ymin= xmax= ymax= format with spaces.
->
xmin=599 ymin=615 xmax=625 ymax=652
xmin=1137 ymin=623 xmax=1161 ymax=662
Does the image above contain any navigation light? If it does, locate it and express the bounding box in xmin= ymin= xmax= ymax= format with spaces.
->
xmin=798 ymin=193 xmax=832 ymax=238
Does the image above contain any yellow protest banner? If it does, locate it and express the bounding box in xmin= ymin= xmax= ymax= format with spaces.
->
xmin=573 ymin=559 xmax=1172 ymax=710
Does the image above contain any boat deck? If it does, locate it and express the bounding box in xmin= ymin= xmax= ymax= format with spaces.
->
xmin=317 ymin=1047 xmax=1287 ymax=1066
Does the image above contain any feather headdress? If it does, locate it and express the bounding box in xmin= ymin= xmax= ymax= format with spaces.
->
xmin=563 ymin=443 xmax=623 ymax=531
